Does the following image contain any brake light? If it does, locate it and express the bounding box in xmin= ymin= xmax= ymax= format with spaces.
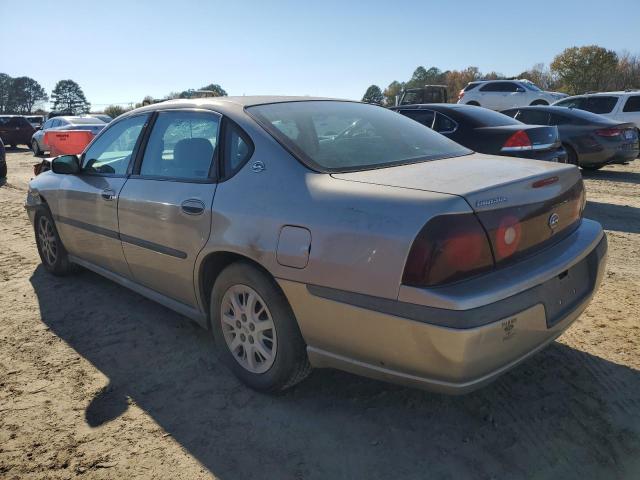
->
xmin=458 ymin=89 xmax=465 ymax=101
xmin=594 ymin=128 xmax=622 ymax=137
xmin=402 ymin=214 xmax=494 ymax=287
xmin=501 ymin=130 xmax=532 ymax=151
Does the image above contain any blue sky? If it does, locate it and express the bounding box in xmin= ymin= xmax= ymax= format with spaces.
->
xmin=2 ymin=0 xmax=639 ymax=110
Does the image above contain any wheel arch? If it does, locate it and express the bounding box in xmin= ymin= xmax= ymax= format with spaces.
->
xmin=197 ymin=250 xmax=278 ymax=328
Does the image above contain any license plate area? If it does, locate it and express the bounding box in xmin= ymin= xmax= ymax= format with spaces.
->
xmin=540 ymin=259 xmax=591 ymax=328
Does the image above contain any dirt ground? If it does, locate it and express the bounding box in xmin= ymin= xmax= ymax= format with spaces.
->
xmin=1 ymin=148 xmax=639 ymax=480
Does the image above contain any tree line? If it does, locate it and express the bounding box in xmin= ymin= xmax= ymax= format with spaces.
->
xmin=362 ymin=45 xmax=640 ymax=106
xmin=0 ymin=75 xmax=91 ymax=115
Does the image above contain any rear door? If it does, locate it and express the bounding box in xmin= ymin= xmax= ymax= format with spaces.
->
xmin=55 ymin=113 xmax=150 ymax=277
xmin=117 ymin=109 xmax=221 ymax=307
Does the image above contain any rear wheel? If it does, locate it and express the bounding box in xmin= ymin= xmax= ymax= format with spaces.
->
xmin=210 ymin=262 xmax=311 ymax=392
xmin=34 ymin=207 xmax=75 ymax=275
xmin=466 ymin=101 xmax=480 ymax=106
xmin=32 ymin=139 xmax=42 ymax=156
xmin=563 ymin=144 xmax=579 ymax=166
xmin=530 ymin=100 xmax=549 ymax=106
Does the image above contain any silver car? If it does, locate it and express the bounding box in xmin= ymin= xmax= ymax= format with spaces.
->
xmin=25 ymin=97 xmax=607 ymax=393
xmin=31 ymin=116 xmax=106 ymax=155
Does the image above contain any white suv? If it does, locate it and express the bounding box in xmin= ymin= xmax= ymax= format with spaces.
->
xmin=457 ymin=80 xmax=567 ymax=111
xmin=552 ymin=91 xmax=640 ymax=130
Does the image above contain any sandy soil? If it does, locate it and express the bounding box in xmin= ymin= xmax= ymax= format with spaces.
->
xmin=1 ymin=148 xmax=639 ymax=479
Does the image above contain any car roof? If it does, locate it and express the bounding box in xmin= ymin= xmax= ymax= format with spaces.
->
xmin=563 ymin=91 xmax=639 ymax=98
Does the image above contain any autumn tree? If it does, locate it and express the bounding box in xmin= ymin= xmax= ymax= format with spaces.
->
xmin=103 ymin=105 xmax=128 ymax=119
xmin=383 ymin=80 xmax=405 ymax=106
xmin=361 ymin=85 xmax=384 ymax=105
xmin=551 ymin=46 xmax=619 ymax=94
xmin=51 ymin=79 xmax=90 ymax=114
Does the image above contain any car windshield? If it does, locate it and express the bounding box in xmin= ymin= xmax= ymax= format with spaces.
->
xmin=522 ymin=82 xmax=542 ymax=92
xmin=248 ymin=101 xmax=471 ymax=172
xmin=69 ymin=117 xmax=105 ymax=125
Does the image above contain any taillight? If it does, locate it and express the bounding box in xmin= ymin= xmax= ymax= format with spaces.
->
xmin=458 ymin=89 xmax=465 ymax=101
xmin=402 ymin=214 xmax=494 ymax=287
xmin=501 ymin=130 xmax=532 ymax=151
xmin=594 ymin=128 xmax=622 ymax=137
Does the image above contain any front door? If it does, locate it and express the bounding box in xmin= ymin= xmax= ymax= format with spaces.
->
xmin=117 ymin=110 xmax=220 ymax=307
xmin=55 ymin=114 xmax=150 ymax=277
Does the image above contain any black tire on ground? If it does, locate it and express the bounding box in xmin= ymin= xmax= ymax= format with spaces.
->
xmin=34 ymin=206 xmax=75 ymax=275
xmin=10 ymin=144 xmax=17 ymax=149
xmin=32 ymin=140 xmax=42 ymax=156
xmin=563 ymin=144 xmax=579 ymax=166
xmin=530 ymin=100 xmax=549 ymax=106
xmin=466 ymin=101 xmax=480 ymax=106
xmin=210 ymin=261 xmax=311 ymax=392
xmin=0 ymin=162 xmax=6 ymax=178
xmin=582 ymin=165 xmax=604 ymax=171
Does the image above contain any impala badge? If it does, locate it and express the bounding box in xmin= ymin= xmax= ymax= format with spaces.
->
xmin=476 ymin=196 xmax=507 ymax=208
xmin=251 ymin=161 xmax=266 ymax=173
xmin=548 ymin=213 xmax=560 ymax=229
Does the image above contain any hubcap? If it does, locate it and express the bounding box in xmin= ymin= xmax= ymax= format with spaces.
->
xmin=220 ymin=285 xmax=277 ymax=374
xmin=38 ymin=216 xmax=57 ymax=266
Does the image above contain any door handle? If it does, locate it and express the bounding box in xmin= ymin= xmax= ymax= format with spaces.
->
xmin=181 ymin=199 xmax=205 ymax=215
xmin=101 ymin=189 xmax=116 ymax=201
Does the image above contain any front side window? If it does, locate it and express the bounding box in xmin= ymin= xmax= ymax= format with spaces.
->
xmin=582 ymin=96 xmax=618 ymax=114
xmin=248 ymin=101 xmax=471 ymax=172
xmin=83 ymin=114 xmax=148 ymax=175
xmin=623 ymin=95 xmax=640 ymax=112
xmin=139 ymin=111 xmax=219 ymax=180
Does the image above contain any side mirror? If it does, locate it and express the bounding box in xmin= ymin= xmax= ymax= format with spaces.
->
xmin=51 ymin=155 xmax=80 ymax=175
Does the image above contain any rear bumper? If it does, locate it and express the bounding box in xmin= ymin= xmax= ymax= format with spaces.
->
xmin=280 ymin=221 xmax=607 ymax=394
xmin=512 ymin=146 xmax=568 ymax=163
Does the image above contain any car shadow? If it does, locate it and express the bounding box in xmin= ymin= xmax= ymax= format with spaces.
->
xmin=30 ymin=265 xmax=640 ymax=479
xmin=582 ymin=167 xmax=640 ymax=185
xmin=584 ymin=201 xmax=640 ymax=234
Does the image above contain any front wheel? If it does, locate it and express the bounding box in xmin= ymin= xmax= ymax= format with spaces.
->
xmin=210 ymin=262 xmax=311 ymax=392
xmin=34 ymin=207 xmax=75 ymax=275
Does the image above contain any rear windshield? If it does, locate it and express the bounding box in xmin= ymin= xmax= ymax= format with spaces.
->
xmin=69 ymin=117 xmax=105 ymax=125
xmin=459 ymin=107 xmax=522 ymax=127
xmin=248 ymin=101 xmax=471 ymax=172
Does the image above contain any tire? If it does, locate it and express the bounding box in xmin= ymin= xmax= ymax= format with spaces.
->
xmin=530 ymin=100 xmax=549 ymax=106
xmin=34 ymin=207 xmax=75 ymax=275
xmin=10 ymin=144 xmax=17 ymax=149
xmin=0 ymin=162 xmax=6 ymax=178
xmin=466 ymin=101 xmax=480 ymax=106
xmin=563 ymin=144 xmax=579 ymax=166
xmin=32 ymin=139 xmax=42 ymax=156
xmin=582 ymin=165 xmax=604 ymax=171
xmin=210 ymin=261 xmax=311 ymax=392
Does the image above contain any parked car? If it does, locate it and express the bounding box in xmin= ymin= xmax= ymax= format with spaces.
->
xmin=31 ymin=116 xmax=106 ymax=155
xmin=25 ymin=97 xmax=607 ymax=394
xmin=0 ymin=137 xmax=6 ymax=178
xmin=0 ymin=115 xmax=36 ymax=148
xmin=398 ymin=85 xmax=448 ymax=105
xmin=501 ymin=106 xmax=639 ymax=170
xmin=458 ymin=80 xmax=567 ymax=110
xmin=26 ymin=115 xmax=44 ymax=129
xmin=392 ymin=103 xmax=567 ymax=163
xmin=552 ymin=91 xmax=640 ymax=130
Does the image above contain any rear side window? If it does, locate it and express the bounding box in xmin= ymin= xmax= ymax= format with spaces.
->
xmin=582 ymin=96 xmax=619 ymax=114
xmin=248 ymin=101 xmax=471 ymax=172
xmin=140 ymin=111 xmax=220 ymax=180
xmin=514 ymin=110 xmax=550 ymax=125
xmin=222 ymin=120 xmax=253 ymax=179
xmin=623 ymin=96 xmax=640 ymax=112
xmin=400 ymin=109 xmax=435 ymax=128
xmin=433 ymin=113 xmax=457 ymax=133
